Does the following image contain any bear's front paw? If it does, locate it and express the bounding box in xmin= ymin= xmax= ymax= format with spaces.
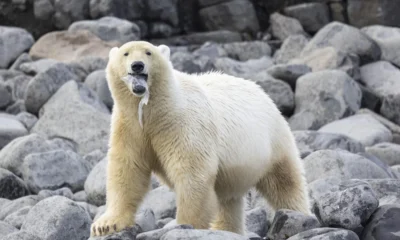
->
xmin=90 ymin=212 xmax=134 ymax=237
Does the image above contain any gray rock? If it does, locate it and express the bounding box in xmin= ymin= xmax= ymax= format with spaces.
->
xmin=246 ymin=207 xmax=268 ymax=237
xmin=76 ymin=202 xmax=97 ymax=219
xmin=89 ymin=0 xmax=142 ymax=21
xmin=151 ymin=30 xmax=242 ymax=46
xmin=0 ymin=26 xmax=34 ymax=68
xmin=319 ymin=114 xmax=393 ymax=147
xmin=25 ymin=63 xmax=78 ymax=114
xmin=311 ymin=179 xmax=378 ymax=231
xmin=287 ymin=228 xmax=359 ymax=240
xmin=0 ymin=230 xmax=41 ymax=240
xmin=392 ymin=165 xmax=400 ymax=179
xmin=300 ymin=22 xmax=381 ymax=64
xmin=15 ymin=112 xmax=37 ymax=131
xmin=4 ymin=206 xmax=31 ymax=229
xmin=21 ymin=150 xmax=90 ymax=194
xmin=160 ymin=229 xmax=248 ymax=240
xmin=52 ymin=0 xmax=90 ymax=29
xmin=31 ymin=81 xmax=110 ymax=155
xmin=5 ymin=74 xmax=31 ymax=101
xmin=0 ymin=82 xmax=11 ymax=109
xmin=5 ymin=100 xmax=26 ymax=115
xmin=267 ymin=209 xmax=320 ymax=240
xmin=84 ymin=70 xmax=113 ymax=109
xmin=9 ymin=53 xmax=32 ymax=71
xmin=362 ymin=25 xmax=400 ymax=67
xmin=359 ymin=152 xmax=398 ymax=179
xmin=221 ymin=41 xmax=272 ymax=61
xmin=139 ymin=186 xmax=176 ymax=220
xmin=66 ymin=57 xmax=108 ymax=82
xmin=145 ymin=0 xmax=179 ymax=27
xmin=366 ymin=142 xmax=400 ymax=166
xmin=38 ymin=187 xmax=74 ymax=200
xmin=73 ymin=191 xmax=87 ymax=202
xmin=171 ymin=52 xmax=214 ymax=74
xmin=266 ymin=64 xmax=311 ymax=89
xmin=69 ymin=16 xmax=140 ymax=43
xmin=0 ymin=198 xmax=10 ymax=209
xmin=33 ymin=0 xmax=55 ymax=20
xmin=293 ymin=131 xmax=365 ymax=158
xmin=360 ymin=61 xmax=400 ymax=125
xmin=83 ymin=149 xmax=105 ymax=169
xmin=273 ymin=34 xmax=309 ymax=64
xmin=0 ymin=70 xmax=24 ymax=82
xmin=136 ymin=209 xmax=157 ymax=232
xmin=47 ymin=137 xmax=77 ymax=152
xmin=214 ymin=56 xmax=274 ymax=78
xmin=199 ymin=0 xmax=259 ymax=34
xmin=304 ymin=150 xmax=391 ymax=183
xmin=270 ymin=12 xmax=307 ymax=41
xmin=284 ymin=3 xmax=330 ymax=33
xmin=251 ymin=71 xmax=294 ymax=116
xmin=148 ymin=22 xmax=175 ymax=39
xmin=156 ymin=218 xmax=174 ymax=229
xmin=289 ymin=70 xmax=361 ymax=130
xmin=0 ymin=195 xmax=40 ymax=220
xmin=21 ymin=196 xmax=91 ymax=240
xmin=136 ymin=224 xmax=193 ymax=240
xmin=361 ymin=204 xmax=400 ymax=240
xmin=19 ymin=59 xmax=60 ymax=75
xmin=88 ymin=225 xmax=141 ymax=240
xmin=363 ymin=179 xmax=400 ymax=205
xmin=84 ymin=158 xmax=107 ymax=206
xmin=0 ymin=168 xmax=29 ymax=200
xmin=0 ymin=114 xmax=28 ymax=149
xmin=247 ymin=232 xmax=261 ymax=240
xmin=192 ymin=42 xmax=228 ymax=60
xmin=0 ymin=221 xmax=18 ymax=237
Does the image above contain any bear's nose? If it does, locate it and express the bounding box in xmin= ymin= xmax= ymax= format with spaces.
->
xmin=131 ymin=61 xmax=144 ymax=73
xmin=133 ymin=85 xmax=146 ymax=94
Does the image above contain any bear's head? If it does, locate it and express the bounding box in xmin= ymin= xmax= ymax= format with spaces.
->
xmin=107 ymin=41 xmax=171 ymax=98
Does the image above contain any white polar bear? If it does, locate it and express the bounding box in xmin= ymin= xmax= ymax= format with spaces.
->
xmin=91 ymin=41 xmax=311 ymax=236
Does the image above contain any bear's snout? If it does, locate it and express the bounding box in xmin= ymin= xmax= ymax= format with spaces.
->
xmin=131 ymin=61 xmax=145 ymax=73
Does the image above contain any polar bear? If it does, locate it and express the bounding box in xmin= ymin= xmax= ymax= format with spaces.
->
xmin=90 ymin=41 xmax=311 ymax=236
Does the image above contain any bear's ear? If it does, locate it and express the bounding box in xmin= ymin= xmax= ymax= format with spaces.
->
xmin=109 ymin=47 xmax=119 ymax=59
xmin=158 ymin=45 xmax=170 ymax=60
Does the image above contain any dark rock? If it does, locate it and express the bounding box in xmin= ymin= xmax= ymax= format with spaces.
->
xmin=270 ymin=12 xmax=307 ymax=41
xmin=287 ymin=228 xmax=359 ymax=240
xmin=0 ymin=26 xmax=34 ymax=68
xmin=136 ymin=224 xmax=193 ymax=240
xmin=361 ymin=204 xmax=400 ymax=240
xmin=171 ymin=52 xmax=214 ymax=74
xmin=0 ymin=114 xmax=28 ymax=149
xmin=145 ymin=0 xmax=179 ymax=27
xmin=284 ymin=3 xmax=330 ymax=33
xmin=89 ymin=0 xmax=143 ymax=21
xmin=148 ymin=22 xmax=174 ymax=38
xmin=0 ymin=168 xmax=29 ymax=200
xmin=273 ymin=34 xmax=308 ymax=64
xmin=150 ymin=30 xmax=242 ymax=46
xmin=348 ymin=0 xmax=400 ymax=28
xmin=0 ymin=82 xmax=12 ymax=109
xmin=52 ymin=0 xmax=90 ymax=29
xmin=3 ymin=206 xmax=31 ymax=229
xmin=266 ymin=64 xmax=311 ymax=89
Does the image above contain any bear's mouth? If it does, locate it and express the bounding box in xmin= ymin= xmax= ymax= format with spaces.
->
xmin=128 ymin=72 xmax=148 ymax=81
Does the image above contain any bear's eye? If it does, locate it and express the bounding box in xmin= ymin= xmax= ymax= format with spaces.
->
xmin=124 ymin=53 xmax=129 ymax=56
xmin=146 ymin=51 xmax=151 ymax=56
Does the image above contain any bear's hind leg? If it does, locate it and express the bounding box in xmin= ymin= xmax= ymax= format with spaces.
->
xmin=256 ymin=156 xmax=311 ymax=215
xmin=210 ymin=197 xmax=245 ymax=235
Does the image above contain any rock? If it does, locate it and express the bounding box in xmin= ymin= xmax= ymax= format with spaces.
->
xmin=29 ymin=30 xmax=119 ymax=63
xmin=21 ymin=150 xmax=90 ymax=194
xmin=148 ymin=22 xmax=175 ymax=38
xmin=304 ymin=150 xmax=391 ymax=183
xmin=37 ymin=187 xmax=74 ymax=200
xmin=31 ymin=81 xmax=110 ymax=155
xmin=21 ymin=196 xmax=91 ymax=240
xmin=266 ymin=64 xmax=311 ymax=89
xmin=0 ymin=114 xmax=28 ymax=149
xmin=293 ymin=131 xmax=365 ymax=158
xmin=287 ymin=228 xmax=359 ymax=240
xmin=270 ymin=12 xmax=307 ymax=41
xmin=319 ymin=114 xmax=393 ymax=147
xmin=247 ymin=232 xmax=262 ymax=240
xmin=284 ymin=3 xmax=330 ymax=33
xmin=5 ymin=100 xmax=26 ymax=115
xmin=311 ymin=178 xmax=378 ymax=231
xmin=88 ymin=225 xmax=141 ymax=240
xmin=4 ymin=206 xmax=31 ymax=229
xmin=0 ymin=82 xmax=12 ymax=109
xmin=392 ymin=165 xmax=400 ymax=178
xmin=0 ymin=26 xmax=34 ymax=68
xmin=136 ymin=224 xmax=193 ymax=240
xmin=19 ymin=59 xmax=60 ymax=75
xmin=84 ymin=158 xmax=107 ymax=206
xmin=0 ymin=168 xmax=29 ymax=200
xmin=300 ymin=22 xmax=381 ymax=64
xmin=0 ymin=221 xmax=18 ymax=237
xmin=139 ymin=186 xmax=176 ymax=220
xmin=163 ymin=219 xmax=177 ymax=228
xmin=25 ymin=63 xmax=78 ymax=114
xmin=359 ymin=152 xmax=398 ymax=179
xmin=362 ymin=25 xmax=400 ymax=67
xmin=267 ymin=209 xmax=320 ymax=240
xmin=84 ymin=70 xmax=113 ymax=109
xmin=347 ymin=0 xmax=400 ymax=28
xmin=359 ymin=84 xmax=381 ymax=112
xmin=363 ymin=179 xmax=400 ymax=205
xmin=361 ymin=204 xmax=400 ymax=240
xmin=69 ymin=16 xmax=140 ymax=43
xmin=160 ymin=229 xmax=248 ymax=240
xmin=15 ymin=112 xmax=37 ymax=131
xmin=150 ymin=30 xmax=242 ymax=46
xmin=246 ymin=207 xmax=268 ymax=237
xmin=192 ymin=42 xmax=228 ymax=60
xmin=170 ymin=52 xmax=214 ymax=74
xmin=199 ymin=0 xmax=259 ymax=34
xmin=0 ymin=195 xmax=40 ymax=220
xmin=33 ymin=0 xmax=55 ymax=21
xmin=273 ymin=34 xmax=309 ymax=64
xmin=0 ymin=70 xmax=24 ymax=82
xmin=5 ymin=75 xmax=31 ymax=102
xmin=66 ymin=56 xmax=108 ymax=82
xmin=156 ymin=218 xmax=174 ymax=229
xmin=251 ymin=71 xmax=294 ymax=116
xmin=146 ymin=0 xmax=179 ymax=27
xmin=0 ymin=198 xmax=10 ymax=209
xmin=221 ymin=41 xmax=272 ymax=61
xmin=83 ymin=149 xmax=105 ymax=170
xmin=73 ymin=191 xmax=87 ymax=202
xmin=214 ymin=56 xmax=274 ymax=79
xmin=0 ymin=134 xmax=55 ymax=176
xmin=76 ymin=202 xmax=97 ymax=219
xmin=136 ymin=209 xmax=157 ymax=232
xmin=54 ymin=0 xmax=90 ymax=29
xmin=289 ymin=70 xmax=361 ymax=130
xmin=366 ymin=143 xmax=400 ymax=166
xmin=9 ymin=53 xmax=32 ymax=71
xmin=47 ymin=137 xmax=77 ymax=152
xmin=89 ymin=0 xmax=142 ymax=21
xmin=0 ymin=230 xmax=41 ymax=240
xmin=360 ymin=61 xmax=400 ymax=125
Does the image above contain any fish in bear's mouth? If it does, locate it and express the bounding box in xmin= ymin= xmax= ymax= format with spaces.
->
xmin=128 ymin=72 xmax=148 ymax=81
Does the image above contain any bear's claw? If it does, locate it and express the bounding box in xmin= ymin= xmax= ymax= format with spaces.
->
xmin=90 ymin=212 xmax=134 ymax=237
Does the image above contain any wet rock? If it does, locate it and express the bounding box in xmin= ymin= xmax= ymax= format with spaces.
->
xmin=0 ymin=168 xmax=29 ymax=200
xmin=273 ymin=34 xmax=309 ymax=64
xmin=284 ymin=3 xmax=330 ymax=33
xmin=0 ymin=114 xmax=28 ymax=149
xmin=361 ymin=204 xmax=400 ymax=240
xmin=0 ymin=26 xmax=34 ymax=68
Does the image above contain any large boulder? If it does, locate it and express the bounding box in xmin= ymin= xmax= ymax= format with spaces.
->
xmin=289 ymin=70 xmax=361 ymax=130
xmin=21 ymin=196 xmax=91 ymax=240
xmin=0 ymin=168 xmax=29 ymax=200
xmin=361 ymin=204 xmax=400 ymax=240
xmin=0 ymin=26 xmax=34 ymax=68
xmin=84 ymin=70 xmax=113 ymax=109
xmin=31 ymin=81 xmax=110 ymax=155
xmin=4 ymin=206 xmax=31 ymax=229
xmin=318 ymin=114 xmax=393 ymax=147
xmin=0 ymin=114 xmax=28 ymax=149
xmin=273 ymin=34 xmax=308 ymax=64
